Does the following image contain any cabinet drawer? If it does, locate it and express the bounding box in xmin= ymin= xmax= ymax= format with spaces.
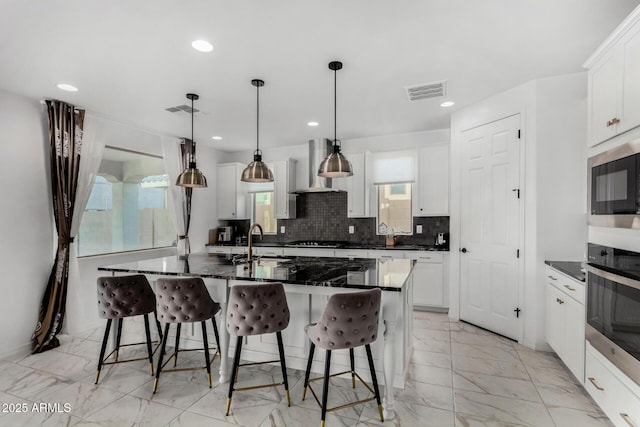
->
xmin=404 ymin=252 xmax=444 ymax=263
xmin=207 ymin=246 xmax=231 ymax=255
xmin=253 ymin=247 xmax=284 ymax=257
xmin=367 ymin=250 xmax=404 ymax=259
xmin=585 ymin=344 xmax=640 ymax=427
xmin=545 ymin=266 xmax=584 ymax=304
xmin=333 ymin=249 xmax=369 ymax=259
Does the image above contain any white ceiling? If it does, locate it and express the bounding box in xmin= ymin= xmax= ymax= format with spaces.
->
xmin=1 ymin=0 xmax=639 ymax=152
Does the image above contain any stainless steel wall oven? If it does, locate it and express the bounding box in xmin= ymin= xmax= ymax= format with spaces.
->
xmin=588 ymin=139 xmax=640 ymax=229
xmin=587 ymin=243 xmax=640 ymax=386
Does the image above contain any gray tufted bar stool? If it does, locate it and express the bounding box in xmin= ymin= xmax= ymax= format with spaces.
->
xmin=225 ymin=282 xmax=291 ymax=416
xmin=95 ymin=275 xmax=163 ymax=384
xmin=302 ymin=288 xmax=384 ymax=427
xmin=153 ymin=277 xmax=221 ymax=393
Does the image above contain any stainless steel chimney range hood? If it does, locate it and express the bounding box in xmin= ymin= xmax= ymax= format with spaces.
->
xmin=292 ymin=139 xmax=344 ymax=193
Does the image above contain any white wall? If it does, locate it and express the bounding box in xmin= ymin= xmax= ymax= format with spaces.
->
xmin=0 ymin=90 xmax=52 ymax=358
xmin=450 ymin=73 xmax=588 ymax=350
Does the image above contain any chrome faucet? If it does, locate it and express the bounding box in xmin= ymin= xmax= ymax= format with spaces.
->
xmin=247 ymin=223 xmax=264 ymax=262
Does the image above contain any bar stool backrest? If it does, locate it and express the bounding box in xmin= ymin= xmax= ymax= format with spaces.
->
xmin=97 ymin=275 xmax=155 ymax=320
xmin=226 ymin=282 xmax=289 ymax=336
xmin=309 ymin=288 xmax=381 ymax=350
xmin=155 ymin=277 xmax=218 ymax=323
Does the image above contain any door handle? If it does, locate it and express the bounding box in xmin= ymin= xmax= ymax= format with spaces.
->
xmin=548 ymin=275 xmax=557 ymax=281
xmin=588 ymin=377 xmax=604 ymax=391
xmin=620 ymin=413 xmax=636 ymax=427
xmin=563 ymin=284 xmax=576 ymax=292
xmin=460 ymin=248 xmax=468 ymax=254
xmin=556 ymin=298 xmax=564 ymax=304
xmin=606 ymin=117 xmax=621 ymax=127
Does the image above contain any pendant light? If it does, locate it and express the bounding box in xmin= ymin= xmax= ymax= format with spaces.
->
xmin=318 ymin=61 xmax=353 ymax=178
xmin=176 ymin=93 xmax=207 ymax=187
xmin=241 ymin=79 xmax=274 ymax=182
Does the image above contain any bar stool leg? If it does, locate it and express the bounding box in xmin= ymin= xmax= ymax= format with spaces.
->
xmin=173 ymin=323 xmax=182 ymax=367
xmin=276 ymin=331 xmax=290 ymax=406
xmin=349 ymin=348 xmax=356 ymax=388
xmin=320 ymin=349 xmax=332 ymax=427
xmin=201 ymin=321 xmax=212 ymax=388
xmin=114 ymin=318 xmax=123 ymax=362
xmin=153 ymin=323 xmax=171 ymax=394
xmin=226 ymin=336 xmax=243 ymax=415
xmin=211 ymin=317 xmax=221 ymax=356
xmin=365 ymin=344 xmax=384 ymax=422
xmin=302 ymin=342 xmax=315 ymax=401
xmin=143 ymin=314 xmax=154 ymax=375
xmin=153 ymin=309 xmax=163 ymax=340
xmin=95 ymin=319 xmax=112 ymax=384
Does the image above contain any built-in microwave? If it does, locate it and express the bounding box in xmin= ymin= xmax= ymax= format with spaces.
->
xmin=588 ymin=139 xmax=640 ymax=228
xmin=586 ymin=244 xmax=640 ymax=387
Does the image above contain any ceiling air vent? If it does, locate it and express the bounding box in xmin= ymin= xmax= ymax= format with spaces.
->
xmin=165 ymin=104 xmax=200 ymax=114
xmin=405 ymin=80 xmax=446 ymax=101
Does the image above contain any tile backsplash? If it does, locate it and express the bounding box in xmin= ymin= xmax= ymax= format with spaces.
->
xmin=225 ymin=191 xmax=449 ymax=247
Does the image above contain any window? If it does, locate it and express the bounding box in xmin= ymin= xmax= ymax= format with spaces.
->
xmin=251 ymin=191 xmax=276 ymax=234
xmin=77 ymin=147 xmax=175 ymax=256
xmin=377 ymin=183 xmax=412 ymax=235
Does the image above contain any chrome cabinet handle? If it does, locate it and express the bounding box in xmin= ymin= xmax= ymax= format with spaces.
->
xmin=588 ymin=377 xmax=604 ymax=391
xmin=607 ymin=117 xmax=620 ymax=127
xmin=548 ymin=275 xmax=557 ymax=281
xmin=620 ymin=413 xmax=636 ymax=427
xmin=556 ymin=298 xmax=564 ymax=305
xmin=563 ymin=284 xmax=576 ymax=291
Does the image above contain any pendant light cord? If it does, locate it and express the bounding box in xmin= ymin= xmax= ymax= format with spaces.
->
xmin=256 ymin=83 xmax=260 ymax=153
xmin=333 ymin=67 xmax=337 ymax=146
xmin=191 ymin=95 xmax=196 ymax=164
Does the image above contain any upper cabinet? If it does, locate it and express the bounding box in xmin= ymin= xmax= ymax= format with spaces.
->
xmin=413 ymin=145 xmax=449 ymax=216
xmin=586 ymin=7 xmax=640 ymax=147
xmin=333 ymin=150 xmax=374 ymax=218
xmin=273 ymin=158 xmax=297 ymax=219
xmin=216 ymin=162 xmax=248 ymax=220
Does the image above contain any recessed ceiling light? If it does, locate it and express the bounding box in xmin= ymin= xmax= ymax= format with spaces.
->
xmin=57 ymin=83 xmax=78 ymax=92
xmin=440 ymin=101 xmax=455 ymax=107
xmin=211 ymin=136 xmax=222 ymax=140
xmin=192 ymin=40 xmax=214 ymax=53
xmin=307 ymin=121 xmax=319 ymax=127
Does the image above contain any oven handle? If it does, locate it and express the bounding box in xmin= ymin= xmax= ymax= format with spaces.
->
xmin=586 ymin=265 xmax=640 ymax=291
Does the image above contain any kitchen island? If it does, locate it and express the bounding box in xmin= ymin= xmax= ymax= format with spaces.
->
xmin=98 ymin=253 xmax=414 ymax=419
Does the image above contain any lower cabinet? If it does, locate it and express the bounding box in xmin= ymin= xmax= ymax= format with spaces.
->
xmin=585 ymin=343 xmax=640 ymax=427
xmin=545 ymin=265 xmax=585 ymax=383
xmin=405 ymin=252 xmax=447 ymax=309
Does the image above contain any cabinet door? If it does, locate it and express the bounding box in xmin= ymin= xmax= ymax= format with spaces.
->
xmin=217 ymin=163 xmax=238 ymax=219
xmin=564 ymin=296 xmax=585 ymax=383
xmin=546 ymin=284 xmax=566 ymax=359
xmin=274 ymin=159 xmax=296 ymax=219
xmin=346 ymin=152 xmax=367 ymax=217
xmin=413 ymin=262 xmax=444 ymax=307
xmin=621 ymin=27 xmax=640 ymax=134
xmin=589 ymin=48 xmax=623 ymax=146
xmin=414 ymin=146 xmax=449 ymax=216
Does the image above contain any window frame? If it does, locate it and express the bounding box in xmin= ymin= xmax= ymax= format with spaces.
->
xmin=250 ymin=190 xmax=277 ymax=235
xmin=375 ymin=182 xmax=414 ymax=236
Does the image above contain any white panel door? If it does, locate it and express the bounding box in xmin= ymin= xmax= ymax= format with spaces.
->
xmin=460 ymin=115 xmax=521 ymax=340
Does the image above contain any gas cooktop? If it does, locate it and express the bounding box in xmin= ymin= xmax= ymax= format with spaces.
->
xmin=284 ymin=241 xmax=344 ymax=248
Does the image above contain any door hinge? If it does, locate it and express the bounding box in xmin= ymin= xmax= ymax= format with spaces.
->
xmin=517 ymin=129 xmax=521 ymax=139
xmin=516 ymin=249 xmax=520 ymax=258
xmin=512 ymin=188 xmax=520 ymax=198
xmin=514 ymin=307 xmax=521 ymax=318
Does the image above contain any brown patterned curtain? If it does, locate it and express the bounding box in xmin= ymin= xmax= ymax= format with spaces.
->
xmin=179 ymin=139 xmax=194 ymax=254
xmin=32 ymin=100 xmax=85 ymax=353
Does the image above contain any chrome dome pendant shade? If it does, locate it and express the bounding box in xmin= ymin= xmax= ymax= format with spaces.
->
xmin=176 ymin=93 xmax=207 ymax=188
xmin=241 ymin=79 xmax=274 ymax=183
xmin=318 ymin=61 xmax=353 ymax=178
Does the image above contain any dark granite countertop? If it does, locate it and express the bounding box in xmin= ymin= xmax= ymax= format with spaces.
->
xmin=99 ymin=253 xmax=414 ymax=292
xmin=544 ymin=260 xmax=585 ymax=282
xmin=208 ymin=242 xmax=449 ymax=251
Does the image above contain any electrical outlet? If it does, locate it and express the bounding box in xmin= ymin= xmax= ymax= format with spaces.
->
xmin=349 ymin=225 xmax=355 ymax=234
xmin=416 ymin=225 xmax=423 ymax=234
xmin=280 ymin=226 xmax=285 ymax=234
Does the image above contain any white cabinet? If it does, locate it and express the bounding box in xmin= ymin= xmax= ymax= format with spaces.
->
xmin=413 ymin=145 xmax=449 ymax=216
xmin=585 ymin=8 xmax=640 ymax=146
xmin=405 ymin=252 xmax=447 ymax=308
xmin=283 ymin=247 xmax=335 ymax=257
xmin=585 ymin=343 xmax=640 ymax=427
xmin=333 ymin=151 xmax=374 ymax=218
xmin=253 ymin=246 xmax=284 ymax=257
xmin=216 ymin=163 xmax=248 ymax=220
xmin=333 ymin=248 xmax=369 ymax=259
xmin=273 ymin=159 xmax=296 ymax=219
xmin=545 ymin=265 xmax=585 ymax=383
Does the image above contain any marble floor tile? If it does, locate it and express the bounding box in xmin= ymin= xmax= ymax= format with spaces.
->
xmin=0 ymin=409 xmax=76 ymax=427
xmin=516 ymin=349 xmax=563 ymax=370
xmin=168 ymin=410 xmax=240 ymax=426
xmin=413 ymin=334 xmax=452 ymax=354
xmin=546 ymin=406 xmax=614 ymax=427
xmin=452 ymin=355 xmax=530 ymax=380
xmin=261 ymin=397 xmax=359 ymax=427
xmin=36 ymin=382 xmax=125 ymax=419
xmin=451 ymin=343 xmax=520 ymax=363
xmin=453 ymin=371 xmax=541 ymax=403
xmin=83 ymin=394 xmax=182 ymax=425
xmin=454 ymin=389 xmax=555 ymax=427
xmin=411 ymin=349 xmax=452 ymax=369
xmin=534 ymin=381 xmax=601 ymax=412
xmin=16 ymin=350 xmax=95 ymax=382
xmin=394 ymin=380 xmax=454 ymax=411
xmin=359 ymin=399 xmax=456 ymax=427
xmin=86 ymin=364 xmax=154 ymax=395
xmin=54 ymin=337 xmax=102 ymax=360
xmin=407 ymin=363 xmax=453 ymax=387
xmin=413 ymin=328 xmax=451 ymax=342
xmin=525 ymin=365 xmax=580 ymax=388
xmin=131 ymin=374 xmax=213 ymax=410
xmin=287 ymin=374 xmax=366 ymax=421
xmin=0 ymin=362 xmax=74 ymax=401
xmin=449 ymin=330 xmax=515 ymax=349
xmin=454 ymin=413 xmax=530 ymax=426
